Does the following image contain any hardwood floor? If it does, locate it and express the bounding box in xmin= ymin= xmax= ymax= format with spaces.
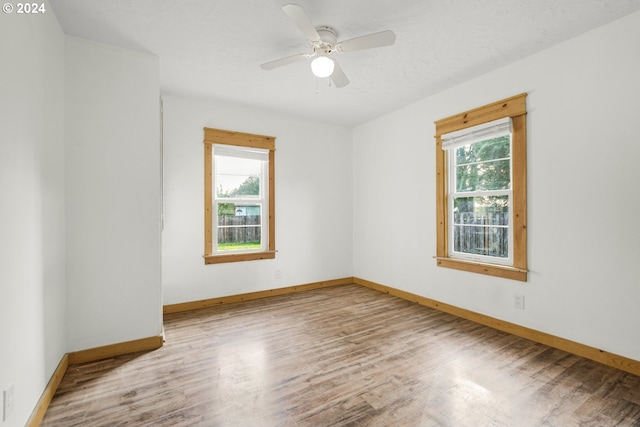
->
xmin=42 ymin=284 xmax=640 ymax=426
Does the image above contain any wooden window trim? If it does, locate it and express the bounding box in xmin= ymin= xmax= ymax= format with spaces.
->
xmin=435 ymin=93 xmax=527 ymax=281
xmin=203 ymin=127 xmax=276 ymax=265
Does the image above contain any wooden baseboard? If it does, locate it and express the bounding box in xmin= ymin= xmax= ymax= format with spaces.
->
xmin=67 ymin=334 xmax=164 ymax=365
xmin=26 ymin=353 xmax=68 ymax=427
xmin=163 ymin=277 xmax=355 ymax=314
xmin=353 ymin=277 xmax=640 ymax=377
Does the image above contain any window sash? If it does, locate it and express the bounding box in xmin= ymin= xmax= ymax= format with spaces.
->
xmin=448 ymin=192 xmax=513 ymax=265
xmin=212 ymin=152 xmax=268 ymax=254
xmin=445 ymin=123 xmax=514 ymax=265
xmin=213 ymin=155 xmax=267 ymax=200
xmin=214 ymin=201 xmax=266 ymax=254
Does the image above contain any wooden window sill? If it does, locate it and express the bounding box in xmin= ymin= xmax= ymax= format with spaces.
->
xmin=436 ymin=257 xmax=527 ymax=282
xmin=204 ymin=251 xmax=276 ymax=265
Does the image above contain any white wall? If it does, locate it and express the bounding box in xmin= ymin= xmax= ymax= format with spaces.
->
xmin=162 ymin=95 xmax=353 ymax=304
xmin=0 ymin=4 xmax=66 ymax=426
xmin=353 ymin=11 xmax=640 ymax=361
xmin=65 ymin=37 xmax=162 ymax=351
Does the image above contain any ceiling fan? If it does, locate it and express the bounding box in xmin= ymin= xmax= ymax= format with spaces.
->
xmin=260 ymin=3 xmax=396 ymax=88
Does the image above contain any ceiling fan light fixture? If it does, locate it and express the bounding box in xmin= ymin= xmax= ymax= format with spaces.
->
xmin=311 ymin=56 xmax=334 ymax=78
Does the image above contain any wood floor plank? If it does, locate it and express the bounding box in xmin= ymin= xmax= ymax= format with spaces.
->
xmin=41 ymin=284 xmax=640 ymax=426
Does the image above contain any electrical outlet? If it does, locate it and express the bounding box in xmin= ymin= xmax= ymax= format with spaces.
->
xmin=514 ymin=294 xmax=525 ymax=310
xmin=3 ymin=384 xmax=14 ymax=421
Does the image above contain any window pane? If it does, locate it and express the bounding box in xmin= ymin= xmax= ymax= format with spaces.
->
xmin=453 ymin=196 xmax=509 ymax=258
xmin=215 ymin=155 xmax=262 ymax=199
xmin=217 ymin=203 xmax=262 ymax=251
xmin=455 ymin=136 xmax=510 ymax=192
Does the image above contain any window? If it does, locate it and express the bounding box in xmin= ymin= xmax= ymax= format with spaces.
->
xmin=446 ymin=117 xmax=513 ymax=265
xmin=435 ymin=94 xmax=527 ymax=281
xmin=204 ymin=128 xmax=275 ymax=264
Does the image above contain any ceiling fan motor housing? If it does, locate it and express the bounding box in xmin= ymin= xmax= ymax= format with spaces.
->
xmin=314 ymin=26 xmax=337 ymax=54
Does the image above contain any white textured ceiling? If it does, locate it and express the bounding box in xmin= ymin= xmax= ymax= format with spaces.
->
xmin=50 ymin=0 xmax=640 ymax=127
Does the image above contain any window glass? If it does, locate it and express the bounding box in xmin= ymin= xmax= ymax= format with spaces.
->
xmin=454 ymin=136 xmax=511 ymax=192
xmin=216 ymin=203 xmax=262 ymax=252
xmin=215 ymin=156 xmax=262 ymax=199
xmin=452 ymin=195 xmax=509 ymax=259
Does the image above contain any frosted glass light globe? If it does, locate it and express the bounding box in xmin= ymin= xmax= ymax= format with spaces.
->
xmin=311 ymin=56 xmax=335 ymax=78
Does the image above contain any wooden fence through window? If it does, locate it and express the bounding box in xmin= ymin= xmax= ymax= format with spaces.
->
xmin=453 ymin=212 xmax=509 ymax=258
xmin=217 ymin=215 xmax=261 ymax=244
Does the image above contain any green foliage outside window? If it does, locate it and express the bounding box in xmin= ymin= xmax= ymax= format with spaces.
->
xmin=455 ymin=136 xmax=510 ymax=192
xmin=218 ymin=203 xmax=236 ymax=216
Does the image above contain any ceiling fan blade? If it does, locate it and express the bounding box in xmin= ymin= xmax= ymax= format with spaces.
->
xmin=336 ymin=30 xmax=396 ymax=53
xmin=331 ymin=61 xmax=350 ymax=88
xmin=261 ymin=53 xmax=312 ymax=70
xmin=282 ymin=4 xmax=320 ymax=42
